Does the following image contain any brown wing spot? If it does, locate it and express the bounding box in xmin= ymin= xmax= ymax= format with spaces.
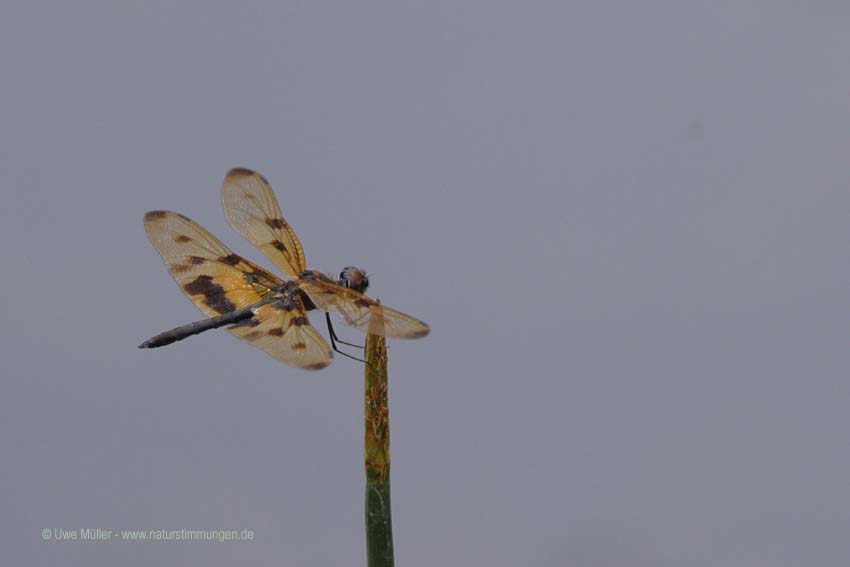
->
xmin=266 ymin=218 xmax=286 ymax=229
xmin=271 ymin=240 xmax=288 ymax=252
xmin=305 ymin=361 xmax=330 ymax=370
xmin=144 ymin=210 xmax=167 ymax=221
xmin=354 ymin=298 xmax=373 ymax=308
xmin=292 ymin=316 xmax=308 ymax=326
xmin=291 ymin=342 xmax=307 ymax=350
xmin=268 ymin=328 xmax=284 ymax=336
xmin=171 ymin=263 xmax=191 ymax=273
xmin=175 ymin=234 xmax=192 ymax=243
xmin=183 ymin=275 xmax=214 ymax=295
xmin=229 ymin=318 xmax=261 ymax=329
xmin=188 ymin=256 xmax=206 ymax=265
xmin=219 ymin=254 xmax=240 ymax=266
xmin=243 ymin=330 xmax=263 ymax=341
xmin=228 ymin=167 xmax=254 ymax=177
xmin=183 ymin=275 xmax=235 ymax=314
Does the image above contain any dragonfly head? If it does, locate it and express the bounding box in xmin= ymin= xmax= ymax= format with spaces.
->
xmin=338 ymin=266 xmax=369 ymax=294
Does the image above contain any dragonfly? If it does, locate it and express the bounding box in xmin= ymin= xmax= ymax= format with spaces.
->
xmin=139 ymin=168 xmax=429 ymax=370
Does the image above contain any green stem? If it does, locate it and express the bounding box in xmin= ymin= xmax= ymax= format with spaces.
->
xmin=364 ymin=333 xmax=393 ymax=567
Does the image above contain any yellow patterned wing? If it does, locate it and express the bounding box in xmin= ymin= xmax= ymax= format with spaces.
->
xmin=221 ymin=168 xmax=307 ymax=278
xmin=227 ymin=292 xmax=332 ymax=370
xmin=143 ymin=210 xmax=282 ymax=317
xmin=297 ymin=272 xmax=430 ymax=339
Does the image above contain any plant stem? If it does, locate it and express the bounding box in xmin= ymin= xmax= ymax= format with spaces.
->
xmin=364 ymin=332 xmax=393 ymax=567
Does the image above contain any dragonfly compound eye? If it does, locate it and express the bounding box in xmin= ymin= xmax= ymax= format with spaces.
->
xmin=340 ymin=266 xmax=369 ymax=293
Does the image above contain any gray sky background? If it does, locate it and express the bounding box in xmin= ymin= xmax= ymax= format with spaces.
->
xmin=2 ymin=2 xmax=849 ymax=565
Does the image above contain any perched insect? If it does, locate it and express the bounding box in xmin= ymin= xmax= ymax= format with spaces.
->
xmin=139 ymin=168 xmax=429 ymax=370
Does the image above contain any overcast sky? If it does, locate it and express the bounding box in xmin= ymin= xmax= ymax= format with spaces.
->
xmin=2 ymin=2 xmax=849 ymax=565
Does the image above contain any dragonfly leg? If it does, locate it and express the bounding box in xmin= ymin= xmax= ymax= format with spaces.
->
xmin=325 ymin=312 xmax=364 ymax=348
xmin=326 ymin=312 xmax=365 ymax=363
